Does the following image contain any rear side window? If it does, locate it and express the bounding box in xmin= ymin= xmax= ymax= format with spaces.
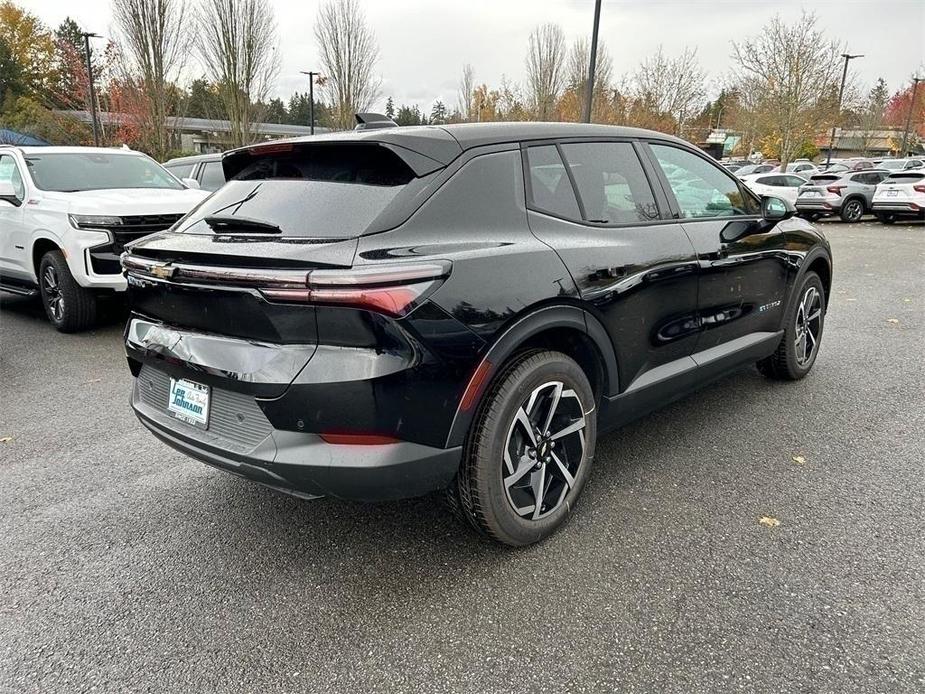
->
xmin=165 ymin=163 xmax=194 ymax=178
xmin=756 ymin=176 xmax=779 ymax=186
xmin=560 ymin=142 xmax=659 ymax=223
xmin=525 ymin=145 xmax=581 ymax=220
xmin=650 ymin=144 xmax=760 ymax=218
xmin=178 ymin=143 xmax=417 ymax=238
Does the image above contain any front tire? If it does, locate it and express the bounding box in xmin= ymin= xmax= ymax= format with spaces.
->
xmin=839 ymin=198 xmax=864 ymax=223
xmin=757 ymin=271 xmax=825 ymax=381
xmin=39 ymin=250 xmax=98 ymax=332
xmin=451 ymin=350 xmax=597 ymax=546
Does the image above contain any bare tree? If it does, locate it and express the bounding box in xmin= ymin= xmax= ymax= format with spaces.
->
xmin=314 ymin=0 xmax=380 ymax=131
xmin=525 ymin=23 xmax=566 ymax=121
xmin=197 ymin=0 xmax=279 ymax=147
xmin=629 ymin=46 xmax=706 ymax=136
xmin=732 ymin=12 xmax=844 ymax=167
xmin=567 ymin=37 xmax=612 ymax=122
xmin=457 ymin=63 xmax=474 ymax=121
xmin=112 ymin=0 xmax=190 ymax=159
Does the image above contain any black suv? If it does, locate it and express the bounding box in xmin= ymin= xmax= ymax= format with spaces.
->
xmin=122 ymin=123 xmax=832 ymax=546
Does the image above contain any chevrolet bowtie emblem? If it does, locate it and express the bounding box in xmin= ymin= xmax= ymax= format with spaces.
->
xmin=151 ymin=264 xmax=176 ymax=279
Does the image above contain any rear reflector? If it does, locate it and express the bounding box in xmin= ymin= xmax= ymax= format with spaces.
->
xmin=320 ymin=433 xmax=401 ymax=445
xmin=460 ymin=360 xmax=493 ymax=411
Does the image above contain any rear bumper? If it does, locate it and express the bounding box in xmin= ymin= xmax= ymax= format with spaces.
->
xmin=132 ymin=378 xmax=462 ymax=502
xmin=795 ymin=199 xmax=838 ymax=213
xmin=871 ymin=201 xmax=924 ymax=215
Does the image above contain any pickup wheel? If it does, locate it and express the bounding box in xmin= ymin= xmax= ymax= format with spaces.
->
xmin=839 ymin=198 xmax=865 ymax=222
xmin=39 ymin=250 xmax=97 ymax=332
xmin=757 ymin=271 xmax=825 ymax=381
xmin=450 ymin=350 xmax=596 ymax=546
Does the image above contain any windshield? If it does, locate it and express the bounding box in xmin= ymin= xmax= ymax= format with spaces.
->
xmin=25 ymin=152 xmax=184 ymax=192
xmin=879 ymin=161 xmax=905 ymax=170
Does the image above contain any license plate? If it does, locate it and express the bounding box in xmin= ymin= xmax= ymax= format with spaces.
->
xmin=886 ymin=190 xmax=899 ymax=197
xmin=167 ymin=377 xmax=211 ymax=429
xmin=802 ymin=191 xmax=821 ymax=198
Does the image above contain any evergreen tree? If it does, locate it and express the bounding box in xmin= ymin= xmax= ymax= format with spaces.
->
xmin=385 ymin=95 xmax=394 ymax=119
xmin=429 ymin=100 xmax=447 ymax=124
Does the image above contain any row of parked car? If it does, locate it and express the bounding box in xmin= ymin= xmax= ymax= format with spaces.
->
xmin=730 ymin=159 xmax=925 ymax=224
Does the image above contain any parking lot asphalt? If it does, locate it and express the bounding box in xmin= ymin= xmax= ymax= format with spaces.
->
xmin=1 ymin=220 xmax=923 ymax=694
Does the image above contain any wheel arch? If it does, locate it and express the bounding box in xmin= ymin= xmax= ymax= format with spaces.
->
xmin=444 ymin=303 xmax=619 ymax=448
xmin=31 ymin=236 xmax=63 ymax=280
xmin=787 ymin=246 xmax=832 ymax=320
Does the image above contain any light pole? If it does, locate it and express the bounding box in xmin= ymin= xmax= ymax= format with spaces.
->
xmin=826 ymin=52 xmax=863 ymax=168
xmin=299 ymin=71 xmax=323 ymax=135
xmin=581 ymin=0 xmax=602 ymax=123
xmin=898 ymin=77 xmax=923 ymax=157
xmin=81 ymin=32 xmax=102 ymax=146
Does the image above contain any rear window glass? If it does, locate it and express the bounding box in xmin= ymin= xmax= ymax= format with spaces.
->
xmin=526 ymin=145 xmax=581 ymax=220
xmin=177 ymin=144 xmax=416 ymax=238
xmin=885 ymin=172 xmax=925 ymax=181
xmin=165 ymin=163 xmax=194 ymax=178
xmin=810 ymin=174 xmax=840 ymax=183
xmin=560 ymin=142 xmax=659 ymax=223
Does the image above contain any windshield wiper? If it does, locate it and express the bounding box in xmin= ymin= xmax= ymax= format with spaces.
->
xmin=204 ymin=215 xmax=281 ymax=234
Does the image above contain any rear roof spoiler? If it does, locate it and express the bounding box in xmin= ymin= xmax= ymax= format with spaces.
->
xmin=355 ymin=113 xmax=398 ymax=130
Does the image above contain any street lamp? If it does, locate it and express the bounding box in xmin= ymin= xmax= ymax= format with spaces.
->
xmin=826 ymin=52 xmax=863 ymax=168
xmin=81 ymin=31 xmax=103 ymax=146
xmin=299 ymin=71 xmax=323 ymax=135
xmin=898 ymin=77 xmax=923 ymax=157
xmin=580 ymin=0 xmax=603 ymax=123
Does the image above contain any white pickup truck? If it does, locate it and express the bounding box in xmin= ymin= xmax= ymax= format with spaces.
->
xmin=0 ymin=145 xmax=209 ymax=331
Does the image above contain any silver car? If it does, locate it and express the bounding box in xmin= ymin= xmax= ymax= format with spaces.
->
xmin=795 ymin=169 xmax=891 ymax=222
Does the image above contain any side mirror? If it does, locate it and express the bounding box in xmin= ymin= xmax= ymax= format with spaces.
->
xmin=761 ymin=195 xmax=795 ymax=223
xmin=182 ymin=177 xmax=200 ymax=190
xmin=0 ymin=180 xmax=21 ymax=207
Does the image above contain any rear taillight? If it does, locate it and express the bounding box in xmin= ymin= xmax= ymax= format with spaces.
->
xmin=259 ymin=261 xmax=452 ymax=317
xmin=826 ymin=185 xmax=846 ymax=195
xmin=913 ymin=185 xmax=925 ymax=193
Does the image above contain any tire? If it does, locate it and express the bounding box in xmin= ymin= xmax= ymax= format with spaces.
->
xmin=38 ymin=250 xmax=98 ymax=332
xmin=798 ymin=212 xmax=820 ymax=222
xmin=839 ymin=198 xmax=864 ymax=223
xmin=875 ymin=213 xmax=896 ymax=225
xmin=757 ymin=271 xmax=825 ymax=381
xmin=450 ymin=349 xmax=597 ymax=546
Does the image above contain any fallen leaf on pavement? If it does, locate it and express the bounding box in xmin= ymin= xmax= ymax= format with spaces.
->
xmin=792 ymin=455 xmax=806 ymax=465
xmin=0 ymin=436 xmax=12 ymax=443
xmin=886 ymin=318 xmax=900 ymax=324
xmin=759 ymin=516 xmax=780 ymax=527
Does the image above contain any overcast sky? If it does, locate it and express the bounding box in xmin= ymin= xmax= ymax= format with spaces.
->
xmin=19 ymin=0 xmax=925 ymax=114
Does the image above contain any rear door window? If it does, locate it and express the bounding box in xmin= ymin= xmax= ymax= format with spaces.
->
xmin=199 ymin=161 xmax=225 ymax=191
xmin=525 ymin=145 xmax=581 ymax=221
xmin=650 ymin=143 xmax=760 ymax=218
xmin=559 ymin=142 xmax=659 ymax=223
xmin=165 ymin=163 xmax=194 ymax=179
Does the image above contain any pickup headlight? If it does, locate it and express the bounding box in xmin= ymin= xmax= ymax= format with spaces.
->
xmin=69 ymin=214 xmax=122 ymax=229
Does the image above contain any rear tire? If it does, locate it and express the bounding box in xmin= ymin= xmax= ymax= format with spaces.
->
xmin=757 ymin=271 xmax=825 ymax=381
xmin=875 ymin=213 xmax=896 ymax=225
xmin=839 ymin=198 xmax=864 ymax=223
xmin=450 ymin=350 xmax=596 ymax=546
xmin=38 ymin=250 xmax=98 ymax=332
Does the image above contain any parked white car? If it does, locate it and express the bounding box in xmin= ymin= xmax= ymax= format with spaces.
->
xmin=739 ymin=172 xmax=808 ymax=204
xmin=0 ymin=146 xmax=210 ymax=331
xmin=871 ymin=171 xmax=925 ymax=224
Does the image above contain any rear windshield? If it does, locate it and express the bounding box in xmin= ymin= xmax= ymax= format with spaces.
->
xmin=26 ymin=152 xmax=183 ymax=192
xmin=885 ymin=172 xmax=925 ymax=181
xmin=177 ymin=144 xmax=417 ymax=238
xmin=809 ymin=174 xmax=840 ymax=183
